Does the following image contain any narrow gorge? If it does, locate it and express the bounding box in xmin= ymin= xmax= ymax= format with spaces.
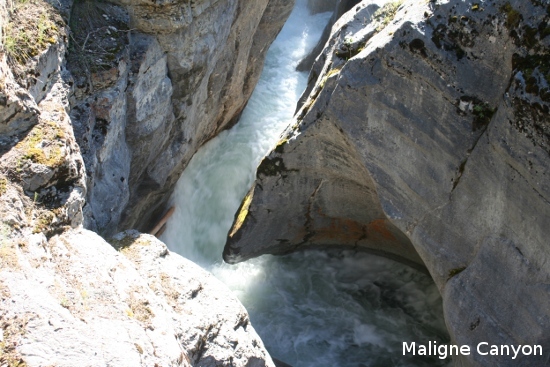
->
xmin=0 ymin=0 xmax=549 ymax=366
xmin=161 ymin=2 xmax=448 ymax=366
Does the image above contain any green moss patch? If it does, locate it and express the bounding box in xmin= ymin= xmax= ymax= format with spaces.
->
xmin=15 ymin=120 xmax=65 ymax=168
xmin=501 ymin=2 xmax=522 ymax=30
xmin=472 ymin=102 xmax=497 ymax=131
xmin=459 ymin=96 xmax=497 ymax=131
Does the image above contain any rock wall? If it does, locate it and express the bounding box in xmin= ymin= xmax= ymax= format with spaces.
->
xmin=2 ymin=0 xmax=295 ymax=237
xmin=306 ymin=0 xmax=335 ymax=14
xmin=0 ymin=0 xmax=86 ymax=238
xmin=0 ymin=0 xmax=293 ymax=364
xmin=225 ymin=0 xmax=550 ymax=365
xmin=68 ymin=0 xmax=295 ymax=236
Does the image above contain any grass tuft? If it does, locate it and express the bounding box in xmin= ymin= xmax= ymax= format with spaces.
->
xmin=373 ymin=1 xmax=404 ymax=31
xmin=2 ymin=0 xmax=61 ymax=66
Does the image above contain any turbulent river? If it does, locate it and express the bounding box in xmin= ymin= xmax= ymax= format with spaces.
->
xmin=162 ymin=1 xmax=450 ymax=366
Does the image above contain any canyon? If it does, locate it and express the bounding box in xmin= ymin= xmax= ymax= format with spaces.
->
xmin=0 ymin=0 xmax=293 ymax=365
xmin=0 ymin=0 xmax=548 ymax=366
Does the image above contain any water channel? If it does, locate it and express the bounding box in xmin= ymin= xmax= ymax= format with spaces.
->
xmin=161 ymin=2 xmax=450 ymax=366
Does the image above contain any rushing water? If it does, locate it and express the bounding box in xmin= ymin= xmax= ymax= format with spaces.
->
xmin=162 ymin=1 xmax=450 ymax=366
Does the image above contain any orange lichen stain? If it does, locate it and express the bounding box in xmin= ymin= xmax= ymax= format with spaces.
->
xmin=367 ymin=219 xmax=396 ymax=241
xmin=312 ymin=218 xmax=365 ymax=243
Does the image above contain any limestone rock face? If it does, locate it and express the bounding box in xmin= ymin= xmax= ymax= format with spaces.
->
xmin=0 ymin=229 xmax=275 ymax=367
xmin=224 ymin=119 xmax=424 ymax=268
xmin=0 ymin=0 xmax=292 ymax=365
xmin=0 ymin=0 xmax=87 ymax=236
xmin=225 ymin=0 xmax=550 ymax=365
xmin=68 ymin=0 xmax=295 ymax=235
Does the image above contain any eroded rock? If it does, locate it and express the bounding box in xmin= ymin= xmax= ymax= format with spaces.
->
xmin=67 ymin=0 xmax=295 ymax=235
xmin=1 ymin=0 xmax=289 ymax=364
xmin=226 ymin=0 xmax=550 ymax=365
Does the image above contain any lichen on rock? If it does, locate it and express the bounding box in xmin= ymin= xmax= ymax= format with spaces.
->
xmin=0 ymin=228 xmax=275 ymax=366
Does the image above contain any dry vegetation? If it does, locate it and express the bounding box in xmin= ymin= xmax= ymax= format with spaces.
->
xmin=15 ymin=120 xmax=65 ymax=168
xmin=67 ymin=0 xmax=129 ymax=88
xmin=373 ymin=0 xmax=404 ymax=31
xmin=2 ymin=0 xmax=63 ymax=76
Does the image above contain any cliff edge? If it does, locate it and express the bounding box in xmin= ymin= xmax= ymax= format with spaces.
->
xmin=0 ymin=0 xmax=293 ymax=365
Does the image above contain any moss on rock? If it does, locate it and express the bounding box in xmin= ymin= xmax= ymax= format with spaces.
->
xmin=501 ymin=2 xmax=522 ymax=30
xmin=0 ymin=177 xmax=7 ymax=197
xmin=15 ymin=120 xmax=66 ymax=168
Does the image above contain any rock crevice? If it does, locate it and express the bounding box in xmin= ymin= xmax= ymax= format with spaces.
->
xmin=66 ymin=0 xmax=295 ymax=235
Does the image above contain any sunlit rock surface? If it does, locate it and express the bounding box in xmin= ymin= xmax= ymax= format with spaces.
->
xmin=0 ymin=229 xmax=275 ymax=366
xmin=0 ymin=0 xmax=291 ymax=365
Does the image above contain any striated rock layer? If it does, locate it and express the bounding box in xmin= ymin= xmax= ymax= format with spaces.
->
xmin=225 ymin=0 xmax=550 ymax=365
